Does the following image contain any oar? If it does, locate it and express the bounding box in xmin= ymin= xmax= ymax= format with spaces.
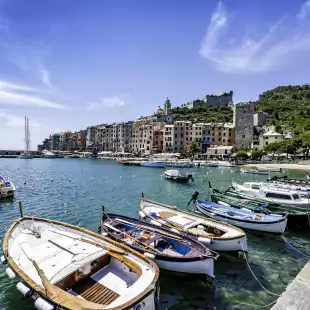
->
xmin=103 ymin=223 xmax=162 ymax=254
xmin=114 ymin=218 xmax=182 ymax=241
xmin=48 ymin=228 xmax=125 ymax=255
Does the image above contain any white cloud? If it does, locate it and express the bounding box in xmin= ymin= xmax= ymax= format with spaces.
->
xmin=86 ymin=96 xmax=126 ymax=111
xmin=39 ymin=67 xmax=53 ymax=89
xmin=0 ymin=80 xmax=68 ymax=109
xmin=298 ymin=0 xmax=310 ymax=19
xmin=199 ymin=1 xmax=310 ymax=73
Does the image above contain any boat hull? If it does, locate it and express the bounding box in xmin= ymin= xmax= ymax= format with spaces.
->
xmin=196 ymin=203 xmax=287 ymax=234
xmin=141 ymin=162 xmax=166 ymax=168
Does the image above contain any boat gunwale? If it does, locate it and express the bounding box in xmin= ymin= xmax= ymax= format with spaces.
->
xmin=140 ymin=199 xmax=246 ymax=240
xmin=2 ymin=216 xmax=159 ymax=310
xmin=102 ymin=213 xmax=217 ymax=262
xmin=196 ymin=200 xmax=288 ymax=225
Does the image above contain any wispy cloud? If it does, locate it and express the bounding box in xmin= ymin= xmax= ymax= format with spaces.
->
xmin=0 ymin=80 xmax=68 ymax=109
xmin=86 ymin=96 xmax=126 ymax=111
xmin=39 ymin=67 xmax=53 ymax=89
xmin=298 ymin=0 xmax=310 ymax=19
xmin=200 ymin=1 xmax=310 ymax=73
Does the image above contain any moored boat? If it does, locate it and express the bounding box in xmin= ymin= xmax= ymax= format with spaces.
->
xmin=232 ymin=181 xmax=310 ymax=208
xmin=195 ymin=200 xmax=287 ymax=234
xmin=0 ymin=175 xmax=15 ymax=199
xmin=140 ymin=159 xmax=166 ymax=168
xmin=41 ymin=150 xmax=56 ymax=158
xmin=100 ymin=212 xmax=218 ymax=279
xmin=217 ymin=161 xmax=235 ymax=167
xmin=163 ymin=170 xmax=194 ymax=183
xmin=2 ymin=216 xmax=159 ymax=310
xmin=240 ymin=168 xmax=270 ymax=175
xmin=210 ymin=186 xmax=310 ymax=230
xmin=165 ymin=160 xmax=194 ymax=168
xmin=139 ymin=199 xmax=247 ymax=253
xmin=202 ymin=162 xmax=219 ymax=167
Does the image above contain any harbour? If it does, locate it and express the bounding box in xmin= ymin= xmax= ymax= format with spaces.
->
xmin=1 ymin=158 xmax=310 ymax=309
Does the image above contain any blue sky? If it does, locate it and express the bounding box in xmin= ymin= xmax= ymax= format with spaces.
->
xmin=0 ymin=0 xmax=310 ymax=149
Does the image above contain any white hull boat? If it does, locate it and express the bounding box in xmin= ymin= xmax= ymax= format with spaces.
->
xmin=140 ymin=160 xmax=166 ymax=168
xmin=202 ymin=162 xmax=219 ymax=167
xmin=101 ymin=213 xmax=218 ymax=279
xmin=2 ymin=217 xmax=159 ymax=310
xmin=165 ymin=160 xmax=194 ymax=168
xmin=41 ymin=150 xmax=56 ymax=158
xmin=163 ymin=170 xmax=194 ymax=183
xmin=232 ymin=181 xmax=310 ymax=208
xmin=0 ymin=175 xmax=15 ymax=198
xmin=217 ymin=161 xmax=235 ymax=167
xmin=196 ymin=200 xmax=287 ymax=234
xmin=140 ymin=199 xmax=247 ymax=253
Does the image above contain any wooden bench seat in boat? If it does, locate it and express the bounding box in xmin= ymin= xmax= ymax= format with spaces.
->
xmin=72 ymin=277 xmax=120 ymax=305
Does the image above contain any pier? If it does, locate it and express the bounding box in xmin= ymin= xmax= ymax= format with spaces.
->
xmin=272 ymin=261 xmax=310 ymax=310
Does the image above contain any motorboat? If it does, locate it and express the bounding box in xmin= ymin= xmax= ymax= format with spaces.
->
xmin=139 ymin=199 xmax=247 ymax=253
xmin=163 ymin=170 xmax=194 ymax=183
xmin=41 ymin=150 xmax=56 ymax=158
xmin=0 ymin=175 xmax=15 ymax=199
xmin=232 ymin=181 xmax=310 ymax=208
xmin=2 ymin=216 xmax=159 ymax=310
xmin=196 ymin=200 xmax=287 ymax=234
xmin=209 ymin=185 xmax=310 ymax=231
xmin=165 ymin=160 xmax=194 ymax=168
xmin=217 ymin=161 xmax=235 ymax=167
xmin=100 ymin=212 xmax=218 ymax=279
xmin=140 ymin=159 xmax=166 ymax=168
xmin=202 ymin=162 xmax=219 ymax=167
xmin=240 ymin=168 xmax=270 ymax=175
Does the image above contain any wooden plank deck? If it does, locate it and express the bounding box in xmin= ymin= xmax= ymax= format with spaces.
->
xmin=73 ymin=278 xmax=120 ymax=305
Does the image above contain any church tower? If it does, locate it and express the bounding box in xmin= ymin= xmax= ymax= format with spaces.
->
xmin=164 ymin=97 xmax=171 ymax=115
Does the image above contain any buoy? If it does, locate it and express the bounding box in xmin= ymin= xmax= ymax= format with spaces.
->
xmin=16 ymin=282 xmax=32 ymax=297
xmin=133 ymin=175 xmax=135 ymax=178
xmin=120 ymin=176 xmax=122 ymax=179
xmin=51 ymin=179 xmax=53 ymax=182
xmin=144 ymin=252 xmax=155 ymax=259
xmin=101 ymin=232 xmax=108 ymax=237
xmin=139 ymin=211 xmax=146 ymax=219
xmin=24 ymin=181 xmax=26 ymax=185
xmin=6 ymin=267 xmax=16 ymax=279
xmin=69 ymin=179 xmax=71 ymax=182
xmin=197 ymin=237 xmax=211 ymax=244
xmin=1 ymin=255 xmax=7 ymax=265
xmin=34 ymin=297 xmax=55 ymax=310
xmin=197 ymin=225 xmax=205 ymax=230
xmin=91 ymin=178 xmax=93 ymax=181
xmin=170 ymin=228 xmax=179 ymax=233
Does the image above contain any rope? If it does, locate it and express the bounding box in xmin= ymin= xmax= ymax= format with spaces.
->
xmin=281 ymin=235 xmax=310 ymax=257
xmin=237 ymin=299 xmax=277 ymax=308
xmin=241 ymin=242 xmax=280 ymax=297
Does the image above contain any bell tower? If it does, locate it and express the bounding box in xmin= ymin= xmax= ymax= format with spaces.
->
xmin=164 ymin=97 xmax=171 ymax=115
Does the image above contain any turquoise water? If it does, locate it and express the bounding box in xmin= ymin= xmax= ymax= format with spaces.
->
xmin=0 ymin=158 xmax=309 ymax=310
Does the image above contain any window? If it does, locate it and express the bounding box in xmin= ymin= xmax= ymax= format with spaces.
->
xmin=242 ymin=134 xmax=245 ymax=138
xmin=223 ymin=133 xmax=226 ymax=136
xmin=223 ymin=139 xmax=225 ymax=143
xmin=229 ymin=133 xmax=231 ymax=136
xmin=265 ymin=192 xmax=292 ymax=200
xmin=292 ymin=194 xmax=300 ymax=200
xmin=251 ymin=184 xmax=260 ymax=190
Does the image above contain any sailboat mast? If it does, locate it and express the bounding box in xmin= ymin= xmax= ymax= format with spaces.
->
xmin=27 ymin=117 xmax=30 ymax=153
xmin=24 ymin=116 xmax=27 ymax=154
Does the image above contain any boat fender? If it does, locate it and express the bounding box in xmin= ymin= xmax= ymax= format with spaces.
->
xmin=5 ymin=267 xmax=16 ymax=279
xmin=139 ymin=211 xmax=146 ymax=219
xmin=16 ymin=282 xmax=32 ymax=297
xmin=1 ymin=255 xmax=7 ymax=265
xmin=197 ymin=237 xmax=211 ymax=244
xmin=143 ymin=252 xmax=156 ymax=259
xmin=34 ymin=297 xmax=55 ymax=310
xmin=218 ymin=200 xmax=230 ymax=207
xmin=150 ymin=220 xmax=162 ymax=227
xmin=170 ymin=228 xmax=179 ymax=233
xmin=101 ymin=232 xmax=108 ymax=237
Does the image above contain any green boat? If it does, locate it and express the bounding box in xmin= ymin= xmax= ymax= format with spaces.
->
xmin=209 ymin=184 xmax=310 ymax=230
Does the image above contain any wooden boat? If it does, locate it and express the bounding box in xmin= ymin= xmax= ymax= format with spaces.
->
xmin=0 ymin=175 xmax=15 ymax=199
xmin=232 ymin=181 xmax=310 ymax=208
xmin=210 ymin=187 xmax=310 ymax=230
xmin=139 ymin=199 xmax=247 ymax=253
xmin=100 ymin=213 xmax=218 ymax=279
xmin=2 ymin=217 xmax=159 ymax=310
xmin=163 ymin=170 xmax=194 ymax=183
xmin=195 ymin=200 xmax=287 ymax=234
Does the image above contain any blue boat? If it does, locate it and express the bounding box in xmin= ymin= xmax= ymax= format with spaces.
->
xmin=195 ymin=200 xmax=287 ymax=234
xmin=0 ymin=175 xmax=15 ymax=199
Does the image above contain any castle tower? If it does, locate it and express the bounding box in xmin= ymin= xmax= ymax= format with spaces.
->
xmin=164 ymin=97 xmax=171 ymax=115
xmin=233 ymin=102 xmax=254 ymax=149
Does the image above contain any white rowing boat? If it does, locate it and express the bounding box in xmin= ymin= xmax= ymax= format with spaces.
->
xmin=139 ymin=199 xmax=247 ymax=253
xmin=2 ymin=217 xmax=159 ymax=310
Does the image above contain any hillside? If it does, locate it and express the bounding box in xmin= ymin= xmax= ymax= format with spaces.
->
xmin=172 ymin=84 xmax=310 ymax=132
xmin=254 ymin=84 xmax=310 ymax=134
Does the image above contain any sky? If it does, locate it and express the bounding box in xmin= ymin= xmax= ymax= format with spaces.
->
xmin=0 ymin=0 xmax=310 ymax=150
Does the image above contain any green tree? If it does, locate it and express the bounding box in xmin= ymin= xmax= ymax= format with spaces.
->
xmin=187 ymin=142 xmax=200 ymax=158
xmin=264 ymin=141 xmax=281 ymax=158
xmin=236 ymin=151 xmax=249 ymax=160
xmin=251 ymin=150 xmax=265 ymax=160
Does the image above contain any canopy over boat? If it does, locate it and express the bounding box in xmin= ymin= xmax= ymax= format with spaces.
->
xmin=2 ymin=217 xmax=159 ymax=310
xmin=140 ymin=199 xmax=247 ymax=253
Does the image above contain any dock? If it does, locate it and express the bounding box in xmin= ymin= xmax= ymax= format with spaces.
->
xmin=272 ymin=261 xmax=310 ymax=310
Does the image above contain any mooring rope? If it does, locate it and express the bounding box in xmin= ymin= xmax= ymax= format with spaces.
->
xmin=241 ymin=242 xmax=280 ymax=297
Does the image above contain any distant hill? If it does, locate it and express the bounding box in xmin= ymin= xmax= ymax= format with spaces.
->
xmin=172 ymin=84 xmax=310 ymax=133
